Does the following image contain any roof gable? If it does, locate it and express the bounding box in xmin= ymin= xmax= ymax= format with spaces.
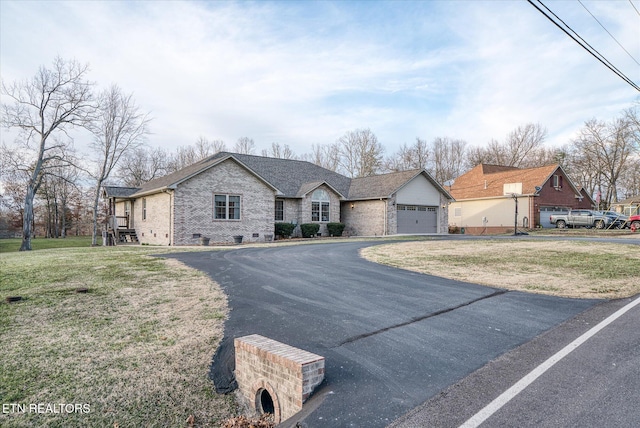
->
xmin=127 ymin=152 xmax=350 ymax=198
xmin=113 ymin=152 xmax=453 ymax=202
xmin=217 ymin=153 xmax=352 ymax=198
xmin=449 ymin=164 xmax=581 ymax=200
xmin=348 ymin=169 xmax=453 ymax=200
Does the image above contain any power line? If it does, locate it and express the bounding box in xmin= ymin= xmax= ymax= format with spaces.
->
xmin=629 ymin=0 xmax=640 ymax=17
xmin=526 ymin=0 xmax=640 ymax=92
xmin=578 ymin=0 xmax=640 ymax=66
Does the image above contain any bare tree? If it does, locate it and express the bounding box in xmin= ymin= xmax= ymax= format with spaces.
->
xmin=117 ymin=146 xmax=167 ymax=186
xmin=503 ymin=123 xmax=547 ymax=167
xmin=166 ymin=137 xmax=226 ymax=173
xmin=570 ymin=117 xmax=636 ymax=206
xmin=37 ymin=156 xmax=80 ymax=238
xmin=465 ymin=123 xmax=547 ymax=169
xmin=1 ymin=57 xmax=95 ymax=250
xmin=195 ymin=136 xmax=226 ymax=159
xmin=336 ymin=128 xmax=384 ymax=177
xmin=430 ymin=137 xmax=467 ymax=184
xmin=303 ymin=143 xmax=340 ymax=171
xmin=385 ymin=138 xmax=430 ymax=172
xmin=234 ymin=137 xmax=256 ymax=155
xmin=89 ymin=84 xmax=150 ymax=245
xmin=261 ymin=142 xmax=296 ymax=159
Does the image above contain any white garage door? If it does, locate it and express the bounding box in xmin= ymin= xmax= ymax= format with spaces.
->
xmin=540 ymin=206 xmax=568 ymax=228
xmin=397 ymin=205 xmax=438 ymax=233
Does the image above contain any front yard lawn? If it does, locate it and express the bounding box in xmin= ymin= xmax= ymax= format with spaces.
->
xmin=0 ymin=245 xmax=235 ymax=427
xmin=362 ymin=239 xmax=640 ymax=299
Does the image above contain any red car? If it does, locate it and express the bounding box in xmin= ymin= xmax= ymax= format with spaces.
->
xmin=629 ymin=214 xmax=640 ymax=231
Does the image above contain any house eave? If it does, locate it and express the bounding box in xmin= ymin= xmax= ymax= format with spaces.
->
xmin=453 ymin=194 xmax=538 ymax=202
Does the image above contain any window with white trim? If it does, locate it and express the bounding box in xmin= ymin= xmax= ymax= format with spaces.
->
xmin=275 ymin=200 xmax=284 ymax=221
xmin=214 ymin=194 xmax=241 ymax=220
xmin=311 ymin=189 xmax=330 ymax=222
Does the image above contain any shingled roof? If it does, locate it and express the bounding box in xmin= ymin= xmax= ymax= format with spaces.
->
xmin=216 ymin=153 xmax=352 ymax=198
xmin=449 ymin=163 xmax=580 ymax=200
xmin=115 ymin=152 xmax=452 ymax=201
xmin=103 ymin=186 xmax=140 ymax=198
xmin=128 ymin=152 xmax=351 ymax=199
xmin=348 ymin=169 xmax=452 ymax=200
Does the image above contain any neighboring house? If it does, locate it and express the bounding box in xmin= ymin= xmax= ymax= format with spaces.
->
xmin=610 ymin=197 xmax=640 ymax=216
xmin=448 ymin=164 xmax=591 ymax=234
xmin=102 ymin=152 xmax=453 ymax=245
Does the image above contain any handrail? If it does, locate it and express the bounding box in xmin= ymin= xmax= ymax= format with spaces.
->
xmin=110 ymin=215 xmax=129 ymax=229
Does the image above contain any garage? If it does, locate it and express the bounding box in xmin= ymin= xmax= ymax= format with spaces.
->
xmin=539 ymin=206 xmax=568 ymax=228
xmin=397 ymin=205 xmax=438 ymax=233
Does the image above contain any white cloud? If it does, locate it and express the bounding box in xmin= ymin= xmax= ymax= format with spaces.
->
xmin=1 ymin=0 xmax=638 ymax=159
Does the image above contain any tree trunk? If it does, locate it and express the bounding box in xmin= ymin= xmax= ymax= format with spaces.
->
xmin=60 ymin=199 xmax=67 ymax=238
xmin=20 ymin=185 xmax=36 ymax=251
xmin=91 ymin=180 xmax=103 ymax=246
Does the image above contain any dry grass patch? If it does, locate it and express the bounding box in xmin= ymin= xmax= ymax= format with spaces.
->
xmin=362 ymin=240 xmax=640 ymax=299
xmin=0 ymin=246 xmax=235 ymax=427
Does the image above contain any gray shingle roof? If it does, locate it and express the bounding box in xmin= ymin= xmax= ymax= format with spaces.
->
xmin=103 ymin=186 xmax=140 ymax=198
xmin=216 ymin=153 xmax=352 ymax=198
xmin=349 ymin=169 xmax=453 ymax=200
xmin=349 ymin=169 xmax=422 ymax=199
xmin=129 ymin=152 xmax=351 ymax=199
xmin=116 ymin=152 xmax=451 ymax=201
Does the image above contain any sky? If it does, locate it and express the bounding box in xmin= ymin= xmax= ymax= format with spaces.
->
xmin=1 ymin=0 xmax=639 ymax=159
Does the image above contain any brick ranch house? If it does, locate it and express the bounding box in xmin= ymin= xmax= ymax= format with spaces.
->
xmin=103 ymin=152 xmax=453 ymax=245
xmin=448 ymin=164 xmax=593 ymax=234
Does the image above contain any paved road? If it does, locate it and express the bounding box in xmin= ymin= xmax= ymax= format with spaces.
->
xmin=167 ymin=241 xmax=599 ymax=427
xmin=391 ymin=295 xmax=640 ymax=428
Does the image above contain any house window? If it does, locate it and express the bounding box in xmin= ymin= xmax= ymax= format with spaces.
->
xmin=311 ymin=189 xmax=330 ymax=222
xmin=552 ymin=175 xmax=563 ymax=188
xmin=454 ymin=207 xmax=462 ymax=217
xmin=275 ymin=200 xmax=284 ymax=221
xmin=142 ymin=198 xmax=147 ymax=220
xmin=124 ymin=201 xmax=130 ymax=217
xmin=214 ymin=194 xmax=241 ymax=220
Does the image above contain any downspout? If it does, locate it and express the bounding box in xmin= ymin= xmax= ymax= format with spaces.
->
xmin=163 ymin=190 xmax=173 ymax=246
xmin=382 ymin=198 xmax=387 ymax=236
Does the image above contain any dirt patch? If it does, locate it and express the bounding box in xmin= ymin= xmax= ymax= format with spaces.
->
xmin=361 ymin=240 xmax=640 ymax=299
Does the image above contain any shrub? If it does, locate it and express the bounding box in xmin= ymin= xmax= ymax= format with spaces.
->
xmin=300 ymin=223 xmax=320 ymax=238
xmin=275 ymin=222 xmax=296 ymax=238
xmin=326 ymin=222 xmax=345 ymax=237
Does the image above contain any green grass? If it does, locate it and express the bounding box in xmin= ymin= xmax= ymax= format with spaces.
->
xmin=0 ymin=236 xmax=94 ymax=253
xmin=0 ymin=245 xmax=235 ymax=427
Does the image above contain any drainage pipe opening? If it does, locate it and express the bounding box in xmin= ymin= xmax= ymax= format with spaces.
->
xmin=257 ymin=388 xmax=275 ymax=415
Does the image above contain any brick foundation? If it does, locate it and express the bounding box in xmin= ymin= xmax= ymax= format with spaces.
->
xmin=234 ymin=334 xmax=325 ymax=423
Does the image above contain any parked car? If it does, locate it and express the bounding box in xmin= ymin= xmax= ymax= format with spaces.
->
xmin=628 ymin=214 xmax=640 ymax=231
xmin=600 ymin=211 xmax=629 ymax=229
xmin=549 ymin=209 xmax=614 ymax=229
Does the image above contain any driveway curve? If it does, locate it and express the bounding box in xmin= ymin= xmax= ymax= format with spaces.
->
xmin=166 ymin=241 xmax=598 ymax=427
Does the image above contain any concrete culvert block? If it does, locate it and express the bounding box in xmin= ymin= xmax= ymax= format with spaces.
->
xmin=234 ymin=334 xmax=325 ymax=424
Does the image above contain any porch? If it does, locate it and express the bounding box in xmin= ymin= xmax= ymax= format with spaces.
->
xmin=102 ymin=186 xmax=141 ymax=246
xmin=105 ymin=215 xmax=139 ymax=245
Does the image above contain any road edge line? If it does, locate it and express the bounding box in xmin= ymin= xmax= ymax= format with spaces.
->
xmin=459 ymin=295 xmax=640 ymax=428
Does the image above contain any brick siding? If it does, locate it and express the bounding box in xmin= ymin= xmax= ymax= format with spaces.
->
xmin=173 ymin=159 xmax=276 ymax=245
xmin=135 ymin=192 xmax=172 ymax=245
xmin=234 ymin=334 xmax=325 ymax=423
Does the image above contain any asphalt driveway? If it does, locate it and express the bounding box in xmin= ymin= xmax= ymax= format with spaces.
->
xmin=166 ymin=241 xmax=598 ymax=427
